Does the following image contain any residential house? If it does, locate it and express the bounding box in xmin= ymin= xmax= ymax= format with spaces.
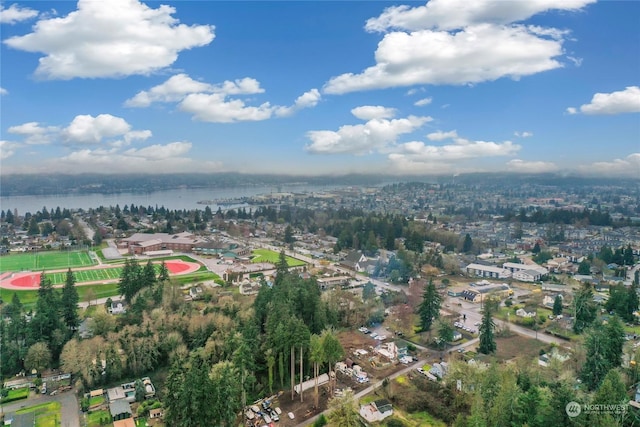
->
xmin=113 ymin=419 xmax=135 ymax=427
xmin=503 ymin=262 xmax=548 ymax=281
xmin=516 ymin=308 xmax=537 ymax=318
xmin=149 ymin=407 xmax=165 ymax=419
xmin=359 ymin=399 xmax=393 ymax=423
xmin=109 ymin=399 xmax=132 ymax=421
xmin=340 ymin=250 xmax=367 ymax=273
xmin=466 ymin=263 xmax=510 ymax=279
xmin=189 ymin=286 xmax=203 ymax=300
xmin=108 ymin=301 xmax=126 ymax=315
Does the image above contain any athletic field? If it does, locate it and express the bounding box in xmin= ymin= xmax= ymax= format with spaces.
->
xmin=0 ymin=250 xmax=95 ymax=273
xmin=250 ymin=249 xmax=306 ymax=267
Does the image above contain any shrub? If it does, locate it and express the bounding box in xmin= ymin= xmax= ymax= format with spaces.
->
xmin=313 ymin=414 xmax=328 ymax=427
xmin=387 ymin=419 xmax=406 ymax=427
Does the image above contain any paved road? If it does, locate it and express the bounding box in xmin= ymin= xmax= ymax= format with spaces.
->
xmin=77 ymin=295 xmax=123 ymax=309
xmin=1 ymin=389 xmax=80 ymax=427
xmin=446 ymin=296 xmax=570 ymax=347
xmin=296 ymin=358 xmax=427 ymax=427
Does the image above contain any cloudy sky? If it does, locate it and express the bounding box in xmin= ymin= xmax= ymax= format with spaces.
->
xmin=1 ymin=0 xmax=638 ymax=177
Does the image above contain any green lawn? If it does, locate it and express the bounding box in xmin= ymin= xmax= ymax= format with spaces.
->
xmin=0 ymin=250 xmax=95 ymax=272
xmin=16 ymin=401 xmax=61 ymax=427
xmin=89 ymin=395 xmax=105 ymax=406
xmin=87 ymin=409 xmax=110 ymax=427
xmin=1 ymin=283 xmax=121 ymax=308
xmin=1 ymin=387 xmax=29 ymax=403
xmin=250 ymin=249 xmax=306 ymax=267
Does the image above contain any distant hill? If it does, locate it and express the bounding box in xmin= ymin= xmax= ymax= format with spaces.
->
xmin=0 ymin=172 xmax=636 ymax=197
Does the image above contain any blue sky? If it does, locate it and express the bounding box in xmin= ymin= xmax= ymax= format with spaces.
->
xmin=1 ymin=0 xmax=638 ymax=177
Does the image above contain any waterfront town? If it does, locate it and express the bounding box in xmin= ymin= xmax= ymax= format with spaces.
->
xmin=0 ymin=178 xmax=639 ymax=426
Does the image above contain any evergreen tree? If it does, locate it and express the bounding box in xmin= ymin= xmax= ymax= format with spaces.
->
xmin=626 ymin=281 xmax=639 ymax=320
xmin=552 ymin=294 xmax=563 ymax=316
xmin=158 ymin=260 xmax=170 ymax=282
xmin=27 ymin=217 xmax=40 ymax=236
xmin=118 ymin=258 xmax=142 ymax=303
xmin=327 ymin=389 xmax=360 ymax=427
xmin=604 ymin=316 xmax=626 ymax=368
xmin=624 ymin=244 xmax=634 ymax=266
xmin=165 ymin=354 xmax=216 ymax=427
xmin=532 ymin=242 xmax=541 ymax=254
xmin=478 ymin=301 xmax=497 ymax=354
xmin=418 ymin=279 xmax=441 ymax=332
xmin=581 ymin=326 xmax=612 ymax=390
xmin=141 ymin=260 xmax=157 ymax=289
xmin=275 ymin=250 xmax=289 ymax=286
xmin=437 ymin=320 xmax=454 ymax=350
xmin=61 ymin=268 xmax=80 ymax=336
xmin=578 ymin=259 xmax=591 ymax=275
xmin=30 ymin=273 xmax=63 ymax=356
xmin=573 ymin=283 xmax=597 ymax=333
xmin=462 ymin=233 xmax=473 ymax=253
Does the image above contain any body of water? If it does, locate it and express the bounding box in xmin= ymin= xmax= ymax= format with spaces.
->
xmin=0 ymin=184 xmax=343 ymax=215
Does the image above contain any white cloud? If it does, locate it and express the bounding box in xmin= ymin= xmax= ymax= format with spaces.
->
xmin=325 ymin=0 xmax=594 ymax=94
xmin=324 ymin=24 xmax=565 ymax=94
xmin=0 ymin=87 xmax=7 ymax=95
xmin=577 ymin=153 xmax=640 ymax=177
xmin=506 ymin=159 xmax=557 ymax=173
xmin=364 ymin=0 xmax=595 ymax=32
xmin=180 ymin=93 xmax=274 ymax=123
xmin=0 ymin=3 xmax=38 ymax=24
xmin=124 ymin=141 xmax=191 ymax=160
xmin=406 ymin=87 xmax=426 ymax=96
xmin=8 ymin=121 xmax=58 ymax=145
xmin=56 ymin=142 xmax=220 ymax=174
xmin=3 ymin=0 xmax=214 ymax=79
xmin=351 ymin=105 xmax=397 ymax=120
xmin=0 ymin=140 xmax=20 ymax=160
xmin=274 ymin=88 xmax=322 ymax=117
xmin=127 ymin=74 xmax=317 ymax=122
xmin=305 ymin=115 xmax=431 ymax=155
xmin=125 ymin=74 xmax=265 ymax=108
xmin=567 ymin=86 xmax=640 ymax=115
xmin=125 ymin=74 xmax=214 ymax=107
xmin=427 ymin=130 xmax=458 ymax=141
xmin=514 ymin=131 xmax=533 ymax=138
xmin=414 ymin=97 xmax=432 ymax=106
xmin=60 ymin=114 xmax=151 ymax=145
xmin=387 ymin=130 xmax=520 ymax=173
xmin=62 ymin=114 xmax=132 ymax=144
xmin=7 ymin=115 xmax=151 ymax=148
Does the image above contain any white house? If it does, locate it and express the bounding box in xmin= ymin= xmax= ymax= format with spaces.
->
xmin=359 ymin=399 xmax=393 ymax=423
xmin=108 ymin=301 xmax=126 ymax=315
xmin=466 ymin=263 xmax=510 ymax=279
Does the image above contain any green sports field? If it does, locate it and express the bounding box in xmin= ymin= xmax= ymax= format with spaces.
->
xmin=47 ymin=267 xmax=123 ymax=284
xmin=0 ymin=250 xmax=95 ymax=273
xmin=250 ymin=248 xmax=306 ymax=267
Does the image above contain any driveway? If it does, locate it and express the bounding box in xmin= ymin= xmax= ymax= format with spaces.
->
xmin=2 ymin=389 xmax=80 ymax=427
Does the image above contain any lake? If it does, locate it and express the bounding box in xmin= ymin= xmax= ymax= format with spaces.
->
xmin=0 ymin=184 xmax=343 ymax=215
